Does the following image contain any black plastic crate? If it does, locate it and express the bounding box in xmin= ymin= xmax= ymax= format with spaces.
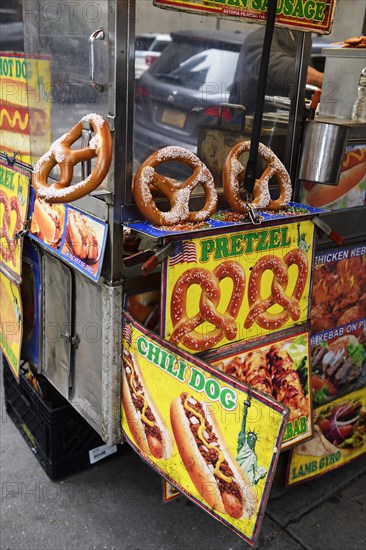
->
xmin=3 ymin=361 xmax=104 ymax=479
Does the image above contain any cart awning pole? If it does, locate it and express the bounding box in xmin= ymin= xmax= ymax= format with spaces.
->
xmin=244 ymin=0 xmax=278 ymax=195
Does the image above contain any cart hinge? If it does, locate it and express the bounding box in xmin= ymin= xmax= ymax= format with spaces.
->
xmin=16 ymin=219 xmax=31 ymax=239
xmin=61 ymin=332 xmax=80 ymax=349
xmin=247 ymin=203 xmax=262 ymax=225
xmin=5 ymin=152 xmax=18 ymax=166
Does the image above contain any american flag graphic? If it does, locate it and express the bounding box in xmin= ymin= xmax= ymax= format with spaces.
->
xmin=169 ymin=241 xmax=197 ymax=266
xmin=122 ymin=320 xmax=132 ymax=346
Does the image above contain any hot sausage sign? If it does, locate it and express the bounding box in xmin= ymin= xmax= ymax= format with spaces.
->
xmin=162 ymin=220 xmax=314 ymax=353
xmin=154 ymin=0 xmax=336 ymax=34
xmin=121 ymin=312 xmax=288 ymax=545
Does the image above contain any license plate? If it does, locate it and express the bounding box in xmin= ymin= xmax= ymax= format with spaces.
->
xmin=161 ymin=108 xmax=187 ymax=128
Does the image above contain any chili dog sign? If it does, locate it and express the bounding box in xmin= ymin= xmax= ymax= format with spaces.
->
xmin=154 ymin=0 xmax=336 ymax=33
xmin=162 ymin=220 xmax=314 ymax=353
xmin=121 ymin=313 xmax=288 ymax=545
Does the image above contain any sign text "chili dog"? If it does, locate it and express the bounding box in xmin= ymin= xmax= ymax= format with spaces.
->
xmin=137 ymin=336 xmax=238 ymax=410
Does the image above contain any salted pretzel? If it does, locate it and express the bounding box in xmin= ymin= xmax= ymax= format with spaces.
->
xmin=223 ymin=141 xmax=292 ymax=212
xmin=245 ymin=249 xmax=308 ymax=330
xmin=133 ymin=146 xmax=218 ymax=226
xmin=32 ymin=114 xmax=112 ymax=204
xmin=170 ymin=261 xmax=245 ymax=351
xmin=0 ymin=191 xmax=22 ymax=267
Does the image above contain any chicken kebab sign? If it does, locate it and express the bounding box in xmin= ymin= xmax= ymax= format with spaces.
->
xmin=162 ymin=220 xmax=314 ymax=353
xmin=121 ymin=313 xmax=288 ymax=546
xmin=310 ymin=244 xmax=366 ymax=406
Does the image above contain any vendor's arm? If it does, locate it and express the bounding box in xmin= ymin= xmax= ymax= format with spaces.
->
xmin=266 ymin=39 xmax=296 ymax=91
xmin=239 ymin=28 xmax=295 ymax=99
xmin=307 ymin=66 xmax=324 ymax=88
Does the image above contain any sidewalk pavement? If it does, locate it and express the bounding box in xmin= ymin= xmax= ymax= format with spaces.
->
xmin=1 ymin=377 xmax=365 ymax=550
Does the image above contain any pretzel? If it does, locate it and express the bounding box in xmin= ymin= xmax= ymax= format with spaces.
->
xmin=245 ymin=249 xmax=308 ymax=330
xmin=32 ymin=114 xmax=112 ymax=204
xmin=223 ymin=141 xmax=292 ymax=212
xmin=0 ymin=191 xmax=22 ymax=267
xmin=170 ymin=261 xmax=245 ymax=351
xmin=133 ymin=146 xmax=218 ymax=226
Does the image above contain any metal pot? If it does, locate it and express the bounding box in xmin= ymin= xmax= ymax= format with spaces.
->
xmin=298 ymin=121 xmax=350 ymax=185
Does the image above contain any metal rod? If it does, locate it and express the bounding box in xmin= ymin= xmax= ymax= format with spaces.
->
xmin=285 ymin=32 xmax=310 ymax=196
xmin=244 ymin=0 xmax=278 ymax=195
xmin=104 ymin=0 xmax=135 ymax=283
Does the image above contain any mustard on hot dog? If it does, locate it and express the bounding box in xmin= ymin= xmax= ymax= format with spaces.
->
xmin=170 ymin=392 xmax=258 ymax=520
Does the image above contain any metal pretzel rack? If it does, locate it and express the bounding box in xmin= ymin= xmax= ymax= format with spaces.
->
xmin=1 ymin=0 xmax=365 ymax=545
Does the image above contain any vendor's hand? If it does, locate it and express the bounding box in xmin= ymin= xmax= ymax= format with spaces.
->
xmin=307 ymin=66 xmax=324 ymax=88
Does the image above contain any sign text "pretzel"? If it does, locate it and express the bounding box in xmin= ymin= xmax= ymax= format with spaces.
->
xmin=200 ymin=226 xmax=291 ymax=262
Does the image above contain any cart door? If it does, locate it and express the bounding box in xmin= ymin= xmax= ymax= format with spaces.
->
xmin=22 ymin=0 xmax=111 ymax=165
xmin=42 ymin=252 xmax=73 ymax=399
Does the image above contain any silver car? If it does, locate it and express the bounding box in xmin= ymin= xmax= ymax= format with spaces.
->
xmin=134 ymin=30 xmax=246 ymax=163
xmin=135 ymin=33 xmax=171 ymax=79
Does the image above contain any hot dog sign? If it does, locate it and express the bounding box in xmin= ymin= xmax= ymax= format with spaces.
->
xmin=121 ymin=313 xmax=288 ymax=545
xmin=162 ymin=220 xmax=314 ymax=353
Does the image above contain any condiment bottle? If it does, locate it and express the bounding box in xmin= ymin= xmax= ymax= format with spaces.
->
xmin=351 ymin=66 xmax=366 ymax=122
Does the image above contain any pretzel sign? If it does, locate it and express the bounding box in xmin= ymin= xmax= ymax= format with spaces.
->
xmin=245 ymin=250 xmax=308 ymax=330
xmin=170 ymin=261 xmax=245 ymax=351
xmin=0 ymin=191 xmax=22 ymax=267
xmin=32 ymin=114 xmax=112 ymax=204
xmin=223 ymin=141 xmax=292 ymax=212
xmin=133 ymin=146 xmax=218 ymax=226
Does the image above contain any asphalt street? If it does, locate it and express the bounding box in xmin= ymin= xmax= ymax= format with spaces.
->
xmin=1 ymin=366 xmax=365 ymax=550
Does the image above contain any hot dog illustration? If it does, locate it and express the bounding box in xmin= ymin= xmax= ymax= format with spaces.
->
xmin=170 ymin=393 xmax=258 ymax=519
xmin=66 ymin=210 xmax=99 ymax=263
xmin=122 ymin=350 xmax=173 ymax=459
xmin=303 ymin=147 xmax=366 ymax=207
xmin=30 ymin=197 xmax=64 ymax=248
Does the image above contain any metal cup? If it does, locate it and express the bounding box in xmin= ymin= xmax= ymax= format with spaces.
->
xmin=298 ymin=121 xmax=350 ymax=185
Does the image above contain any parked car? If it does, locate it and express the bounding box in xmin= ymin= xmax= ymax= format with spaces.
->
xmin=133 ymin=29 xmax=332 ymax=166
xmin=134 ymin=30 xmax=248 ymax=163
xmin=135 ymin=33 xmax=171 ymax=79
xmin=0 ymin=4 xmax=24 ymax=52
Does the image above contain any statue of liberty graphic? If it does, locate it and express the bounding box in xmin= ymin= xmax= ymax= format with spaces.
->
xmin=297 ymin=222 xmax=310 ymax=253
xmin=236 ymin=397 xmax=267 ymax=485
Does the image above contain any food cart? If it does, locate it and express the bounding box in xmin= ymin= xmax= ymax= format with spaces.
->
xmin=1 ymin=0 xmax=365 ymax=546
